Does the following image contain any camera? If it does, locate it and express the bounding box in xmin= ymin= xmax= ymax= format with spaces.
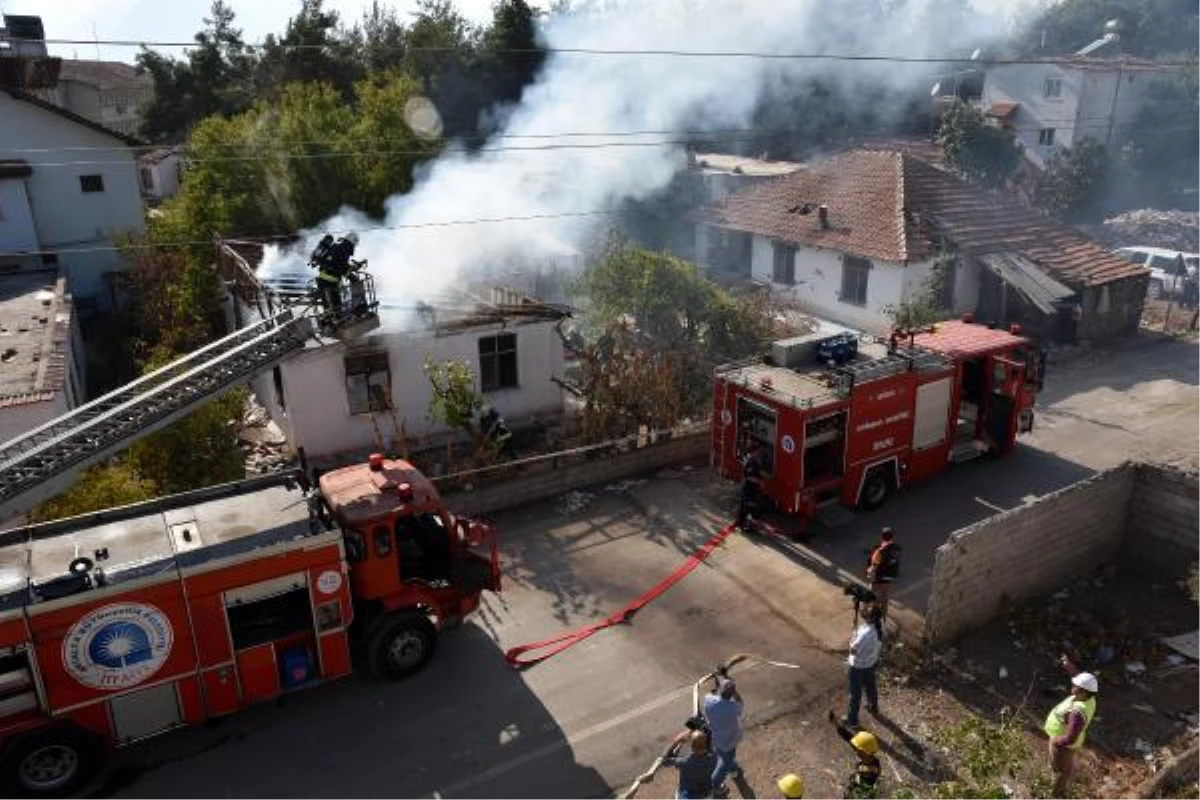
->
xmin=842 ymin=583 xmax=876 ymax=604
xmin=683 ymin=714 xmax=710 ymax=734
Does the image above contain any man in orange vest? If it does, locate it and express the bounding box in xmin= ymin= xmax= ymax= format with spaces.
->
xmin=865 ymin=528 xmax=900 ymax=619
xmin=1043 ymin=654 xmax=1098 ymax=797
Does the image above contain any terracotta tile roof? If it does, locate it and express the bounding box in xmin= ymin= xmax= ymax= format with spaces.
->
xmin=987 ymin=101 xmax=1019 ymax=120
xmin=698 ymin=150 xmax=923 ymax=263
xmin=699 ymin=149 xmax=1148 ymax=288
xmin=0 ymin=271 xmax=73 ymax=405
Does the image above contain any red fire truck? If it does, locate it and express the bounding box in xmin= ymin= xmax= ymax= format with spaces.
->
xmin=711 ymin=318 xmax=1043 ymax=529
xmin=0 ymin=267 xmax=502 ymax=796
xmin=0 ymin=458 xmax=499 ymax=797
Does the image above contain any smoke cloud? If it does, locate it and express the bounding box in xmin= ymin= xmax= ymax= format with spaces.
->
xmin=260 ymin=0 xmax=1027 ymax=314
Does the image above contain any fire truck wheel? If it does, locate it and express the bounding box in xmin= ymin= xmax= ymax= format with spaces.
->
xmin=858 ymin=468 xmax=894 ymax=512
xmin=368 ymin=613 xmax=438 ymax=680
xmin=2 ymin=726 xmax=101 ymax=798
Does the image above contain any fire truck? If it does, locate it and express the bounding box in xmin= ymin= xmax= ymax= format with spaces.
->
xmin=712 ymin=317 xmax=1043 ymax=530
xmin=0 ymin=270 xmax=501 ymax=796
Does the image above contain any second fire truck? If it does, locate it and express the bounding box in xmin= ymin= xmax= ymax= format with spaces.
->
xmin=712 ymin=316 xmax=1043 ymax=530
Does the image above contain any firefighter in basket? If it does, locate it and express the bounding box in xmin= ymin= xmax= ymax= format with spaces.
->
xmin=310 ymin=232 xmax=363 ymax=319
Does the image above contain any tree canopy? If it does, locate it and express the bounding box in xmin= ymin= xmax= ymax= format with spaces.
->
xmin=138 ymin=0 xmax=546 ymax=145
xmin=937 ymin=103 xmax=1021 ymax=190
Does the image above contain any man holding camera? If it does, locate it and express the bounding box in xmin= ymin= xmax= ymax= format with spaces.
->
xmin=844 ymin=603 xmax=883 ymax=729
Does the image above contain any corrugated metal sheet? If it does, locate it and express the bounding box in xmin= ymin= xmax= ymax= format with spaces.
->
xmin=978 ymin=252 xmax=1075 ymax=314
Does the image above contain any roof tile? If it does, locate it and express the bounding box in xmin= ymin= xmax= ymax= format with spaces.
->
xmin=699 ymin=149 xmax=1148 ymax=287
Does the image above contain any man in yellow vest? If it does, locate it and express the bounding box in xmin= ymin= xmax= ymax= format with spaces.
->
xmin=1043 ymin=655 xmax=1098 ymax=797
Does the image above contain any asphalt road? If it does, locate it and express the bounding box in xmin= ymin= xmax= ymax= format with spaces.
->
xmin=101 ymin=334 xmax=1198 ymax=799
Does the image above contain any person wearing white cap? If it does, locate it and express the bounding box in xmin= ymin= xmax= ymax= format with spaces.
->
xmin=1043 ymin=654 xmax=1098 ymax=797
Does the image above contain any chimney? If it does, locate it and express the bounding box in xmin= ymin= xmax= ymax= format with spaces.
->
xmin=817 ymin=205 xmax=829 ymax=229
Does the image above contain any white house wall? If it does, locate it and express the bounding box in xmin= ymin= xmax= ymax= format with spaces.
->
xmin=260 ymin=320 xmax=565 ymax=460
xmin=0 ymin=179 xmax=39 ymax=257
xmin=981 ymin=63 xmax=1078 ymax=167
xmin=748 ymin=235 xmax=921 ymax=333
xmin=0 ymin=94 xmax=145 ymax=305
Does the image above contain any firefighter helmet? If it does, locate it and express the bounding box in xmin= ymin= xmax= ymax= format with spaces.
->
xmin=777 ymin=773 xmax=804 ymax=798
xmin=850 ymin=731 xmax=879 ymax=755
xmin=345 ymin=232 xmax=360 ymax=246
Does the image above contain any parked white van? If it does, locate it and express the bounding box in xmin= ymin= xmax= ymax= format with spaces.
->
xmin=1112 ymin=247 xmax=1198 ymax=299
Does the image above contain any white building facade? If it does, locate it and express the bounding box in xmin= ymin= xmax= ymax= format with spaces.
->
xmin=980 ymin=58 xmax=1172 ymax=168
xmin=251 ymin=313 xmax=567 ymax=466
xmin=0 ymin=91 xmax=145 ymax=310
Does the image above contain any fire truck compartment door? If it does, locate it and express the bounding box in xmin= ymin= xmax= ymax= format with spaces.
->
xmin=913 ymin=378 xmax=952 ymax=451
xmin=109 ymin=682 xmax=182 ymax=743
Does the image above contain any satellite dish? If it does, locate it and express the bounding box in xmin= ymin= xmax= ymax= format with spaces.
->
xmin=970 ymin=48 xmax=982 ymax=61
xmin=931 ymin=81 xmax=942 ymax=97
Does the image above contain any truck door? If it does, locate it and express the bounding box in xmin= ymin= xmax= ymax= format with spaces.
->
xmin=983 ymin=357 xmax=1025 ymax=454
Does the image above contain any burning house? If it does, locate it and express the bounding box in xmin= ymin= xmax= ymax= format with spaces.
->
xmin=215 ymin=240 xmax=571 ymax=468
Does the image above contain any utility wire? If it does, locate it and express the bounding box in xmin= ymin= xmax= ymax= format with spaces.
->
xmin=24 ymin=37 xmax=1198 ymax=67
xmin=14 ymin=117 xmax=1200 ymax=168
xmin=0 ymin=209 xmax=618 ymax=259
xmin=6 ymin=107 xmax=1197 ymax=157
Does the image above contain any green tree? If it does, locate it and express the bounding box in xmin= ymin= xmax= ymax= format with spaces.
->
xmin=1018 ymin=0 xmax=1198 ymax=58
xmin=345 ymin=2 xmax=409 ymax=74
xmin=128 ymin=389 xmax=248 ymax=495
xmin=28 ymin=462 xmax=158 ymax=523
xmin=937 ymin=103 xmax=1021 ymax=190
xmin=137 ymin=0 xmax=256 ymax=141
xmin=1124 ymin=68 xmax=1200 ymax=207
xmin=478 ymin=1 xmax=545 ymax=109
xmin=572 ymin=237 xmax=772 ymax=430
xmin=1034 ymin=137 xmax=1111 ymax=222
xmin=401 ymin=0 xmax=485 ymax=138
xmin=255 ymin=0 xmax=362 ymax=98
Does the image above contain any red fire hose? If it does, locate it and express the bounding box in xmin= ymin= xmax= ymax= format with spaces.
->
xmin=503 ymin=521 xmax=739 ymax=668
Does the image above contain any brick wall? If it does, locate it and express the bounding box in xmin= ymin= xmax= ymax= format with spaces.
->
xmin=1122 ymin=463 xmax=1200 ymax=574
xmin=437 ymin=431 xmax=710 ymax=517
xmin=924 ymin=465 xmax=1135 ymax=643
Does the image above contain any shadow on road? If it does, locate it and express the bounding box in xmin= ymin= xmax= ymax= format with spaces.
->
xmin=97 ymin=625 xmax=609 ymax=799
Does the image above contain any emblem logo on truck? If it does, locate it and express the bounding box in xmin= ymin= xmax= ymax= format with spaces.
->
xmin=63 ymin=603 xmax=174 ymax=690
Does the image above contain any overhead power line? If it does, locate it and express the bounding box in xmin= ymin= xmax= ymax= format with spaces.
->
xmin=0 ymin=209 xmax=618 ymax=259
xmin=24 ymin=37 xmax=1198 ymax=67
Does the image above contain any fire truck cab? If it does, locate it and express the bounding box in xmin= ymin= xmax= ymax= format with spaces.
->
xmin=712 ymin=318 xmax=1042 ymax=529
xmin=0 ymin=457 xmax=498 ymax=797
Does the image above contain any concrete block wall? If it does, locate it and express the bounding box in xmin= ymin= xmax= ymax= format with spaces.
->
xmin=1122 ymin=463 xmax=1200 ymax=575
xmin=925 ymin=464 xmax=1135 ymax=644
xmin=437 ymin=431 xmax=710 ymax=517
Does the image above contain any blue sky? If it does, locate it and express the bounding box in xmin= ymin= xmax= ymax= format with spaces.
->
xmin=11 ymin=0 xmax=497 ymax=62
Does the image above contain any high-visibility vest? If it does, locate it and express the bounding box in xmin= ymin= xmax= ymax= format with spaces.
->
xmin=1043 ymin=695 xmax=1096 ymax=750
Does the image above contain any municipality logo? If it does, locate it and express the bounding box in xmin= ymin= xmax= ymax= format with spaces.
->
xmin=63 ymin=603 xmax=174 ymax=690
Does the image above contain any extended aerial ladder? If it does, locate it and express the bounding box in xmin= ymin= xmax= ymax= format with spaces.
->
xmin=0 ymin=269 xmax=380 ymax=524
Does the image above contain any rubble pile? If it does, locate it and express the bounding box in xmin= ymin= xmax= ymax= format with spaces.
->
xmin=239 ymin=402 xmax=295 ymax=475
xmin=1080 ymin=209 xmax=1200 ymax=252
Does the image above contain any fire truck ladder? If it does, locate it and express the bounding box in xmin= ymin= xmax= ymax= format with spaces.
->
xmin=0 ymin=309 xmax=317 ymax=523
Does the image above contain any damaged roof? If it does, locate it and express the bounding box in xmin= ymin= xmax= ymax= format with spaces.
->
xmin=0 ymin=272 xmax=73 ymax=407
xmin=698 ymin=149 xmax=1148 ymax=288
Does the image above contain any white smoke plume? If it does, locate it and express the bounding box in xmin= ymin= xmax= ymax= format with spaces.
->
xmin=259 ymin=0 xmax=1026 ymax=314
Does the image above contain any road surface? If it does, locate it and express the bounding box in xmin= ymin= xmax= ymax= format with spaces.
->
xmin=100 ymin=334 xmax=1197 ymax=798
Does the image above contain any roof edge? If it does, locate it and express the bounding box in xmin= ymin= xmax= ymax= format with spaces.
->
xmin=6 ymin=88 xmax=145 ymax=147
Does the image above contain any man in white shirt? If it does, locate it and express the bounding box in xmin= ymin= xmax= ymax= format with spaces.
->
xmin=844 ymin=603 xmax=883 ymax=728
xmin=702 ymin=675 xmax=743 ymax=798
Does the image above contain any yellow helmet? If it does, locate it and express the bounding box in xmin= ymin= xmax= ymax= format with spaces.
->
xmin=850 ymin=731 xmax=879 ymax=755
xmin=777 ymin=773 xmax=804 ymax=798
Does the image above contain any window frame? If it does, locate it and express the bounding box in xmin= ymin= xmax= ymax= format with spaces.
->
xmin=479 ymin=332 xmax=519 ymax=393
xmin=771 ymin=241 xmax=797 ymax=285
xmin=840 ymin=255 xmax=871 ymax=307
xmin=1037 ymin=128 xmax=1056 ymax=146
xmin=79 ymin=174 xmax=105 ymax=193
xmin=1042 ymin=77 xmax=1062 ymax=98
xmin=344 ymin=352 xmax=391 ymax=415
